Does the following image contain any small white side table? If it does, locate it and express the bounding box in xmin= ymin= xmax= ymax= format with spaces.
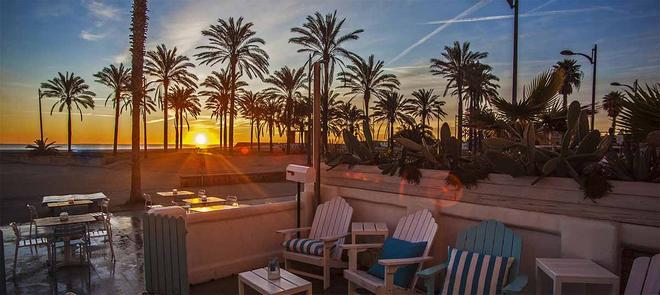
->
xmin=351 ymin=222 xmax=388 ymax=244
xmin=535 ymin=258 xmax=619 ymax=295
xmin=238 ymin=267 xmax=312 ymax=295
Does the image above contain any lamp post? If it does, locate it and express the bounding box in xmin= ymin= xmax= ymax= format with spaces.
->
xmin=561 ymin=44 xmax=598 ymax=130
xmin=506 ymin=0 xmax=519 ymax=104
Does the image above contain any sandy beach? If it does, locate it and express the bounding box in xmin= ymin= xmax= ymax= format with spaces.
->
xmin=0 ymin=151 xmax=307 ymax=224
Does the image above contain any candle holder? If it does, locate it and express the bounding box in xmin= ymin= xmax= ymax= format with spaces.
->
xmin=267 ymin=257 xmax=280 ymax=280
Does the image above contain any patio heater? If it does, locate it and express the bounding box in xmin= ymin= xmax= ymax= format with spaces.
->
xmin=285 ymin=164 xmax=314 ymax=233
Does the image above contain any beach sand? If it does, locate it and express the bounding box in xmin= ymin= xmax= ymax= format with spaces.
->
xmin=0 ymin=151 xmax=307 ymax=224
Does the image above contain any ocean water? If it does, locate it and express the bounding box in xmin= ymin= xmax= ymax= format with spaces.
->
xmin=0 ymin=144 xmax=198 ymax=151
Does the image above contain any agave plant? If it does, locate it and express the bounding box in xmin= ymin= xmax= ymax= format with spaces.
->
xmin=26 ymin=138 xmax=60 ymax=155
xmin=325 ymin=119 xmax=378 ymax=169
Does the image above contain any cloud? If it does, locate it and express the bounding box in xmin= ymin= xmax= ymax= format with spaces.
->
xmin=112 ymin=49 xmax=130 ymax=63
xmin=85 ymin=0 xmax=120 ymax=20
xmin=388 ymin=0 xmax=490 ymax=65
xmin=80 ymin=30 xmax=105 ymax=41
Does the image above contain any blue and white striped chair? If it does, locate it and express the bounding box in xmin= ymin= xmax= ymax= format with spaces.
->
xmin=418 ymin=220 xmax=528 ymax=295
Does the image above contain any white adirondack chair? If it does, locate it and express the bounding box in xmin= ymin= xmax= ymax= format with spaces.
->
xmin=343 ymin=209 xmax=438 ymax=295
xmin=276 ymin=197 xmax=353 ymax=290
xmin=624 ymin=253 xmax=659 ymax=295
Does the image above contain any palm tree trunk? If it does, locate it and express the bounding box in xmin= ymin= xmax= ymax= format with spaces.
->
xmin=113 ymin=89 xmax=121 ymax=155
xmin=257 ymin=120 xmax=261 ymax=152
xmin=67 ymin=102 xmax=72 ymax=152
xmin=286 ymin=94 xmax=291 ymax=154
xmin=229 ymin=62 xmax=236 ymax=153
xmin=129 ymin=0 xmax=146 ymax=203
xmin=163 ymin=80 xmax=169 ymax=151
xmin=322 ymin=58 xmax=330 ymax=156
xmin=38 ymin=89 xmax=44 ymax=142
xmin=223 ymin=109 xmax=228 ymax=149
xmin=180 ymin=112 xmax=184 ymax=149
xmin=457 ymin=81 xmax=463 ymax=154
xmin=563 ymin=93 xmax=568 ymax=111
xmin=250 ymin=120 xmax=254 ymax=150
xmin=269 ymin=122 xmax=273 ymax=152
xmin=364 ymin=91 xmax=370 ymax=123
xmin=143 ymin=106 xmax=148 ymax=158
xmin=174 ymin=108 xmax=179 ymax=150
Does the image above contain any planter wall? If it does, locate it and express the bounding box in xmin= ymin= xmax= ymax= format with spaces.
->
xmin=311 ymin=164 xmax=659 ymax=292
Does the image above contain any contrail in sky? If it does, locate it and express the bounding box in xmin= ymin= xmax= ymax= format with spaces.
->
xmin=388 ymin=0 xmax=491 ymax=65
xmin=426 ymin=7 xmax=613 ymax=25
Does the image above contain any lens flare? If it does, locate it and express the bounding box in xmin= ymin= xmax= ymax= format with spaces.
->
xmin=195 ymin=133 xmax=208 ymax=146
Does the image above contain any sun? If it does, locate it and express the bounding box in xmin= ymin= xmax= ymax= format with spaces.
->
xmin=194 ymin=133 xmax=208 ymax=146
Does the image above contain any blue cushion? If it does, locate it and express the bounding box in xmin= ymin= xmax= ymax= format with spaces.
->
xmin=441 ymin=246 xmax=515 ymax=295
xmin=367 ymin=237 xmax=427 ymax=288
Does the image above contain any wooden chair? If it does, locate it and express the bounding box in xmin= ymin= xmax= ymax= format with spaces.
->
xmin=624 ymin=253 xmax=659 ymax=295
xmin=49 ymin=224 xmax=91 ymax=274
xmin=343 ymin=209 xmax=438 ymax=295
xmin=276 ymin=197 xmax=353 ymax=290
xmin=9 ymin=222 xmax=49 ymax=278
xmin=418 ymin=219 xmax=527 ymax=295
xmin=26 ymin=204 xmax=40 ymax=253
xmin=91 ymin=198 xmax=111 ymax=221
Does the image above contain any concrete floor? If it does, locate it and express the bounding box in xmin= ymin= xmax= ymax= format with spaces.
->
xmin=3 ymin=211 xmax=352 ymax=295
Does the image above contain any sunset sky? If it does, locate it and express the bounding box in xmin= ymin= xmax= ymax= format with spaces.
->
xmin=1 ymin=0 xmax=658 ymax=145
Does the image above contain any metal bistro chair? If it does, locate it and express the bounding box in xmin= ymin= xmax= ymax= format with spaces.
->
xmin=10 ymin=222 xmax=48 ymax=278
xmin=26 ymin=204 xmax=40 ymax=253
xmin=88 ymin=213 xmax=115 ymax=261
xmin=50 ymin=224 xmax=91 ymax=274
xmin=144 ymin=193 xmax=163 ymax=211
xmin=91 ymin=198 xmax=111 ymax=221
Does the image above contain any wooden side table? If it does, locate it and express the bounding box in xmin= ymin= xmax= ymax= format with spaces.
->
xmin=238 ymin=268 xmax=311 ymax=295
xmin=536 ymin=258 xmax=619 ymax=295
xmin=351 ymin=222 xmax=388 ymax=244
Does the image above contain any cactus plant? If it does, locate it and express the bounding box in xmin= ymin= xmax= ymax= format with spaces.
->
xmin=326 ymin=119 xmax=378 ymax=169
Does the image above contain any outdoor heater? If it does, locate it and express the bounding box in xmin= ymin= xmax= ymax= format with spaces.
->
xmin=286 ymin=164 xmax=314 ymax=232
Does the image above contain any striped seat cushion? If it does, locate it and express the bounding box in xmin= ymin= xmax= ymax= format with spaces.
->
xmin=441 ymin=247 xmax=515 ymax=295
xmin=282 ymin=238 xmax=328 ymax=256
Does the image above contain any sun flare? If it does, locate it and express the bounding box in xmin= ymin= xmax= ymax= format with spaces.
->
xmin=194 ymin=133 xmax=208 ymax=146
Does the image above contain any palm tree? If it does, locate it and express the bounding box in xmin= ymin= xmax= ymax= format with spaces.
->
xmin=196 ymin=17 xmax=270 ymax=152
xmin=145 ymin=44 xmax=198 ymax=151
xmin=338 ymin=54 xmax=399 ymax=122
xmin=261 ymin=93 xmax=282 ymax=152
xmin=41 ymin=72 xmax=96 ymax=152
xmin=264 ymin=66 xmax=307 ymax=153
xmin=553 ymin=59 xmax=583 ymax=110
xmin=238 ymin=90 xmax=264 ymax=150
xmin=371 ymin=91 xmax=411 ymax=149
xmin=121 ymin=79 xmax=157 ymax=158
xmin=290 ymin=11 xmax=363 ymax=153
xmin=335 ymin=100 xmax=363 ymax=135
xmin=405 ymin=89 xmax=442 ymax=127
xmin=602 ymin=91 xmax=625 ymax=138
xmin=94 ymin=63 xmax=131 ymax=155
xmin=433 ymin=99 xmax=448 ymax=141
xmin=462 ymin=62 xmax=499 ymax=151
xmin=430 ymin=41 xmax=487 ymax=151
xmin=129 ymin=0 xmax=147 ymax=203
xmin=169 ymin=87 xmax=201 ymax=149
xmin=490 ymin=68 xmax=564 ymax=124
xmin=200 ymin=70 xmax=246 ymax=149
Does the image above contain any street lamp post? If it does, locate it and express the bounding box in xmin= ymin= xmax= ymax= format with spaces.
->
xmin=507 ymin=0 xmax=519 ymax=104
xmin=561 ymin=44 xmax=598 ymax=130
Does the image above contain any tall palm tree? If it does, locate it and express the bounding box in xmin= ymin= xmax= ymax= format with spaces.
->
xmin=338 ymin=54 xmax=399 ymax=122
xmin=238 ymin=90 xmax=264 ymax=150
xmin=602 ymin=91 xmax=624 ymax=138
xmin=169 ymin=87 xmax=200 ymax=149
xmin=196 ymin=17 xmax=270 ymax=152
xmin=41 ymin=72 xmax=96 ymax=152
xmin=261 ymin=93 xmax=282 ymax=152
xmin=264 ymin=66 xmax=307 ymax=153
xmin=145 ymin=44 xmax=197 ymax=151
xmin=94 ymin=63 xmax=131 ymax=155
xmin=462 ymin=62 xmax=499 ymax=151
xmin=129 ymin=0 xmax=147 ymax=203
xmin=371 ymin=91 xmax=411 ymax=149
xmin=430 ymin=41 xmax=487 ymax=151
xmin=200 ymin=70 xmax=246 ymax=149
xmin=405 ymin=89 xmax=442 ymax=127
xmin=121 ymin=79 xmax=157 ymax=158
xmin=433 ymin=99 xmax=448 ymax=141
xmin=290 ymin=11 xmax=363 ymax=153
xmin=553 ymin=59 xmax=583 ymax=110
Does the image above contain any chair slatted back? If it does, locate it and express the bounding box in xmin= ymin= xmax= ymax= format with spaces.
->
xmin=641 ymin=254 xmax=660 ymax=295
xmin=392 ymin=209 xmax=438 ymax=289
xmin=9 ymin=222 xmax=21 ymax=240
xmin=144 ymin=212 xmax=189 ymax=295
xmin=455 ymin=220 xmax=522 ymax=278
xmin=308 ymin=197 xmax=353 ymax=259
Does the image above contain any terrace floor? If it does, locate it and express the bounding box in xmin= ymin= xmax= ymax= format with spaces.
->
xmin=3 ymin=211 xmax=350 ymax=294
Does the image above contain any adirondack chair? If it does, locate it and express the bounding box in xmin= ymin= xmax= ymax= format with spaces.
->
xmin=418 ymin=219 xmax=527 ymax=295
xmin=276 ymin=197 xmax=353 ymax=290
xmin=624 ymin=253 xmax=659 ymax=295
xmin=343 ymin=209 xmax=438 ymax=295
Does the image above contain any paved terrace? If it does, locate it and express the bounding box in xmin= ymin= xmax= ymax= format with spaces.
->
xmin=3 ymin=211 xmax=351 ymax=294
